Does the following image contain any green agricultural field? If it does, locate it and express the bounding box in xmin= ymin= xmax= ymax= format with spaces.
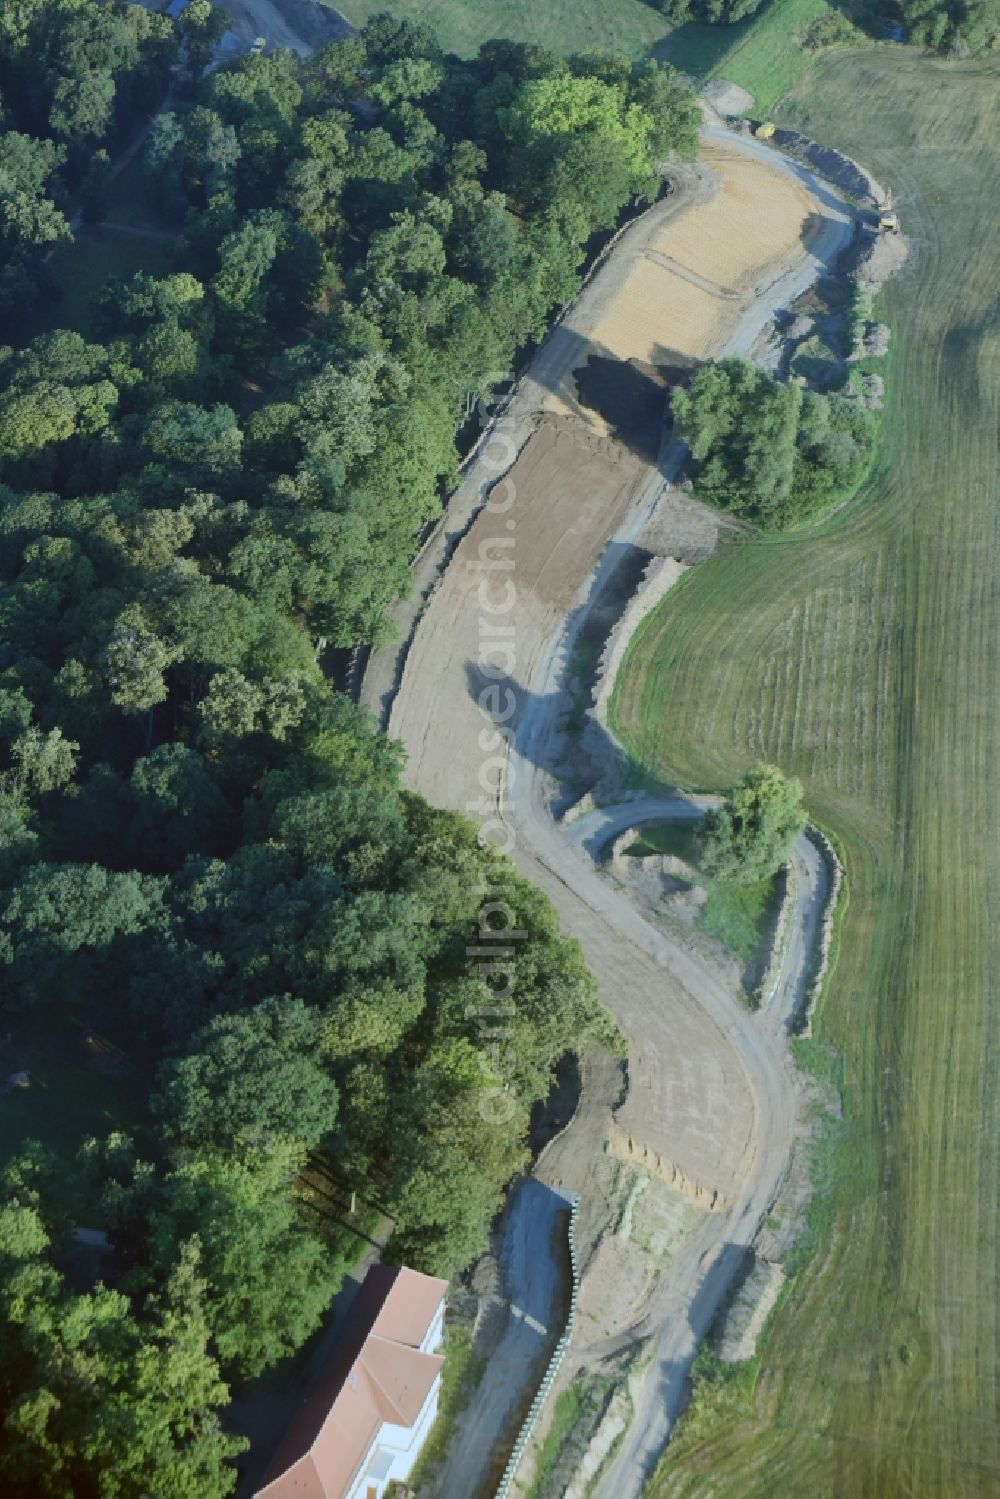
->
xmin=614 ymin=49 xmax=1000 ymax=1496
xmin=665 ymin=0 xmax=834 ymax=111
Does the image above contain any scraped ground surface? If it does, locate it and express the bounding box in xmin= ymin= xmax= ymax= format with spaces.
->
xmin=533 ymin=140 xmax=817 ymax=428
xmin=214 ymin=0 xmax=350 ymax=52
xmin=383 ymin=138 xmax=834 ymax=1201
xmin=366 ymin=131 xmax=851 ymax=1499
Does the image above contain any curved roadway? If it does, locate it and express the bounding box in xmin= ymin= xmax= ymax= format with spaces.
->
xmin=363 ymin=128 xmax=852 ymax=1495
xmin=512 ymin=792 xmax=824 ymax=1499
xmin=567 ymin=796 xmax=828 ymax=1023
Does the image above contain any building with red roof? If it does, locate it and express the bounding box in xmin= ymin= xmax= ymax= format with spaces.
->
xmin=253 ymin=1265 xmax=448 ymax=1499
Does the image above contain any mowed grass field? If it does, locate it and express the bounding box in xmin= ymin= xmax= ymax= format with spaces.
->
xmin=613 ymin=51 xmax=1000 ymax=1495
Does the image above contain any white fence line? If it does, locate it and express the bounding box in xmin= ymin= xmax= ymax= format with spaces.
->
xmin=494 ymin=1193 xmax=581 ymax=1499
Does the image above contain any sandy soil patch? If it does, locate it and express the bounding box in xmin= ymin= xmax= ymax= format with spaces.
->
xmin=574 ymin=1170 xmax=702 ymax=1347
xmin=588 ymin=257 xmax=729 ymax=369
xmin=386 ymin=420 xmax=648 ymax=812
xmin=702 ymin=79 xmax=755 ymax=118
xmin=660 ymin=141 xmax=816 ymax=294
xmin=534 ymin=140 xmax=822 ymax=437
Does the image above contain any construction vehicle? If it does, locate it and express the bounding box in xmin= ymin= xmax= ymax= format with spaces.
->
xmin=755 ymin=120 xmax=776 ymax=140
xmin=878 ymin=190 xmax=899 ymax=233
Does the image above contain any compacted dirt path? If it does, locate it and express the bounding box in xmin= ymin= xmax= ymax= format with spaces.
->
xmin=362 ymin=130 xmax=853 ymax=1496
xmin=425 ymin=1180 xmax=575 ymax=1499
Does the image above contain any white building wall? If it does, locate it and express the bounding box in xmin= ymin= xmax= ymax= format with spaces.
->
xmin=420 ymin=1298 xmax=446 ymax=1354
xmin=344 ymin=1375 xmax=442 ymax=1499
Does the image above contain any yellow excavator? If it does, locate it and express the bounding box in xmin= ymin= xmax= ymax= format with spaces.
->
xmin=754 ymin=121 xmax=776 ymax=140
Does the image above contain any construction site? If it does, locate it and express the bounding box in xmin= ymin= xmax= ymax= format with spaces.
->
xmin=117 ymin=8 xmax=911 ymax=1493
xmin=122 ymin=6 xmax=909 ymax=1490
xmin=358 ymin=106 xmax=878 ymax=1497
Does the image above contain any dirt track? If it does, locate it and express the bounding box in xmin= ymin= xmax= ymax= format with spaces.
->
xmin=425 ymin=1180 xmax=574 ymax=1499
xmin=363 ymin=127 xmax=854 ymax=1497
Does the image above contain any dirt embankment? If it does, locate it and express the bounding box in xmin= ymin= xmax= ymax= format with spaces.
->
xmin=370 ymin=131 xmax=856 ymax=1499
xmin=772 ymin=128 xmax=888 ymax=208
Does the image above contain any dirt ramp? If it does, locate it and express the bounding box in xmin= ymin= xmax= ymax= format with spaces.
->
xmin=773 ymin=128 xmax=887 ymax=208
xmin=658 ymin=140 xmax=815 ymax=294
xmin=538 ymin=139 xmax=824 ymax=430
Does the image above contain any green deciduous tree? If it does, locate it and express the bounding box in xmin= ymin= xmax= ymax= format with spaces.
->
xmin=501 ymin=70 xmax=656 ymax=208
xmin=177 ymin=0 xmax=228 ymax=86
xmin=700 ymin=763 xmax=805 ymax=884
xmin=155 ymin=996 xmax=338 ymax=1151
xmin=142 ymin=400 xmax=242 ymax=482
xmin=100 ymin=604 xmax=176 ymax=716
xmin=672 ymin=358 xmax=875 ymax=527
xmin=10 ymin=726 xmax=78 ymax=796
xmin=211 ymin=210 xmax=323 ymax=361
xmin=0 ymin=1207 xmax=243 ymax=1499
xmin=148 ymin=1144 xmax=340 ymax=1377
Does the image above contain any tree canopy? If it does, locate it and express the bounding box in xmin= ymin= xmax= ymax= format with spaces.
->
xmin=0 ymin=1196 xmax=245 ymax=1499
xmin=700 ymin=763 xmax=805 ymax=884
xmin=672 ymin=358 xmax=876 ymax=528
xmin=900 ymin=0 xmax=1000 ymax=52
xmin=0 ymin=10 xmax=660 ymax=1491
xmin=0 ymin=0 xmax=176 ymax=330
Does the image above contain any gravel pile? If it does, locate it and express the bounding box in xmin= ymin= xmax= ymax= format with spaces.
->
xmin=864 ymin=322 xmax=891 ymax=357
xmin=702 ymin=79 xmax=755 ymax=118
xmin=852 ymin=229 xmax=910 ymax=289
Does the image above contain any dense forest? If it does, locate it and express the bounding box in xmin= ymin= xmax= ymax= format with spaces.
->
xmin=909 ymin=0 xmax=998 ymax=49
xmin=0 ymin=4 xmax=705 ymax=1493
xmin=0 ymin=0 xmax=177 ymax=324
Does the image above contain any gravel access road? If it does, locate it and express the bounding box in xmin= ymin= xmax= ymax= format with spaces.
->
xmin=551 ymin=798 xmax=827 ymax=1495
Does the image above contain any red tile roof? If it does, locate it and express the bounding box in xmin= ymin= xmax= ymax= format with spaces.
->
xmin=254 ymin=1266 xmax=447 ymax=1499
